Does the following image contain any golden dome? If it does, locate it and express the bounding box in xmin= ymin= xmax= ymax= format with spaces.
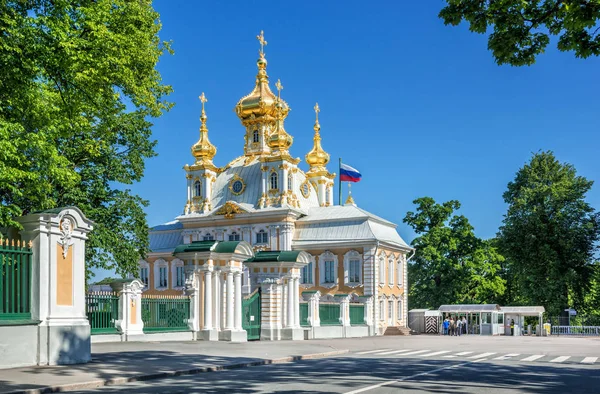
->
xmin=305 ymin=103 xmax=331 ymax=173
xmin=234 ymin=31 xmax=290 ymax=123
xmin=268 ymin=98 xmax=293 ymax=151
xmin=191 ymin=92 xmax=217 ymax=165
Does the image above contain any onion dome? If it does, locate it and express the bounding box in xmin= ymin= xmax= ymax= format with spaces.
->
xmin=234 ymin=31 xmax=290 ymax=123
xmin=268 ymin=80 xmax=293 ymax=151
xmin=191 ymin=92 xmax=217 ymax=166
xmin=305 ymin=103 xmax=331 ymax=174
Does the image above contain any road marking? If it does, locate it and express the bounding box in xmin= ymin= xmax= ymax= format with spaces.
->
xmin=521 ymin=355 xmax=545 ymax=362
xmin=400 ymin=349 xmax=431 ymax=356
xmin=550 ymin=356 xmax=570 ymax=363
xmin=344 ymin=361 xmax=466 ymax=394
xmin=493 ymin=353 xmax=520 ymax=361
xmin=581 ymin=357 xmax=598 ymax=364
xmin=376 ymin=349 xmax=413 ymax=356
xmin=355 ymin=349 xmax=391 ymax=355
xmin=469 ymin=352 xmax=496 ymax=359
xmin=421 ymin=350 xmax=452 ymax=357
xmin=443 ymin=351 xmax=473 ymax=358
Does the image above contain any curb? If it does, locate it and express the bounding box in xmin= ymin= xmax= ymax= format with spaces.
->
xmin=6 ymin=349 xmax=349 ymax=394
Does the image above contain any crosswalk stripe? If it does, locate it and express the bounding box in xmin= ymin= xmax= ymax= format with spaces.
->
xmin=493 ymin=353 xmax=520 ymax=361
xmin=421 ymin=351 xmax=452 ymax=357
xmin=550 ymin=356 xmax=570 ymax=363
xmin=469 ymin=352 xmax=496 ymax=359
xmin=455 ymin=351 xmax=474 ymax=356
xmin=377 ymin=349 xmax=413 ymax=356
xmin=356 ymin=349 xmax=391 ymax=355
xmin=581 ymin=357 xmax=598 ymax=364
xmin=401 ymin=350 xmax=431 ymax=356
xmin=521 ymin=355 xmax=545 ymax=362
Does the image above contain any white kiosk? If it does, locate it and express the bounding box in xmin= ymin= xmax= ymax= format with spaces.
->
xmin=500 ymin=306 xmax=545 ymax=336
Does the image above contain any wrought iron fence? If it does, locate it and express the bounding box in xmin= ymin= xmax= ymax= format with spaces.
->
xmin=0 ymin=239 xmax=33 ymax=322
xmin=544 ymin=315 xmax=600 ymax=336
xmin=349 ymin=304 xmax=365 ymax=325
xmin=86 ymin=292 xmax=119 ymax=334
xmin=319 ymin=303 xmax=341 ymax=326
xmin=299 ymin=302 xmax=309 ymax=326
xmin=141 ymin=295 xmax=190 ymax=332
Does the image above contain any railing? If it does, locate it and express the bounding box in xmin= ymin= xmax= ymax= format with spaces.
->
xmin=86 ymin=292 xmax=119 ymax=334
xmin=349 ymin=304 xmax=365 ymax=325
xmin=0 ymin=239 xmax=33 ymax=322
xmin=551 ymin=326 xmax=600 ymax=336
xmin=142 ymin=295 xmax=190 ymax=332
xmin=300 ymin=302 xmax=309 ymax=326
xmin=319 ymin=303 xmax=341 ymax=326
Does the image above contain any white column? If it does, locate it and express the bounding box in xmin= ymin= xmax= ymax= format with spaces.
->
xmin=226 ymin=271 xmax=234 ymax=330
xmin=234 ymin=272 xmax=242 ymax=330
xmin=287 ymin=278 xmax=294 ymax=328
xmin=213 ymin=270 xmax=221 ymax=331
xmin=293 ymin=278 xmax=300 ymax=328
xmin=204 ymin=270 xmax=213 ymax=329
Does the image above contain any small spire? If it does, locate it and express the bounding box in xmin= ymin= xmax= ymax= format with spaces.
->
xmin=345 ymin=183 xmax=356 ymax=206
xmin=191 ymin=92 xmax=217 ymax=164
xmin=305 ymin=102 xmax=330 ymax=173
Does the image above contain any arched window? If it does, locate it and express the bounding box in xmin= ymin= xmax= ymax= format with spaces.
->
xmin=253 ymin=129 xmax=259 ymax=143
xmin=287 ymin=173 xmax=293 ymax=191
xmin=388 ymin=257 xmax=395 ymax=286
xmin=228 ymin=231 xmax=240 ymax=241
xmin=256 ymin=229 xmax=268 ymax=244
xmin=270 ymin=172 xmax=278 ymax=190
xmin=203 ymin=233 xmax=214 ymax=241
xmin=194 ymin=180 xmax=202 ymax=197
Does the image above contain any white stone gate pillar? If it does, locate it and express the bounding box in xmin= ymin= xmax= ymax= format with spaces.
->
xmin=282 ymin=273 xmax=303 ymax=340
xmin=184 ymin=268 xmax=200 ymax=339
xmin=111 ymin=279 xmax=145 ymax=341
xmin=302 ymin=291 xmax=321 ymax=327
xmin=18 ymin=206 xmax=93 ymax=365
xmin=260 ymin=278 xmax=282 ymax=341
xmin=201 ymin=265 xmax=218 ymax=341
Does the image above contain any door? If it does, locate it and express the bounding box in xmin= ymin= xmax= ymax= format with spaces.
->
xmin=388 ymin=299 xmax=394 ymax=326
xmin=242 ymin=290 xmax=261 ymax=340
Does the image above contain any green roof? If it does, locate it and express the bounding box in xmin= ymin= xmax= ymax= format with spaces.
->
xmin=173 ymin=240 xmax=246 ymax=255
xmin=245 ymin=250 xmax=303 ymax=263
xmin=173 ymin=240 xmax=217 ymax=254
xmin=213 ymin=241 xmax=243 ymax=254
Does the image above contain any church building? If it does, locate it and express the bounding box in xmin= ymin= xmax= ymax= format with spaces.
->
xmin=140 ymin=32 xmax=413 ymax=341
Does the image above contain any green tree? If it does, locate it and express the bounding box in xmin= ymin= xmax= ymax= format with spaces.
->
xmin=404 ymin=197 xmax=505 ymax=309
xmin=498 ymin=151 xmax=600 ymax=315
xmin=0 ymin=0 xmax=173 ymax=277
xmin=439 ymin=1 xmax=600 ymax=66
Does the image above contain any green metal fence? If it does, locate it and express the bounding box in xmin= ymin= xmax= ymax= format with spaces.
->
xmin=350 ymin=304 xmax=365 ymax=325
xmin=142 ymin=295 xmax=190 ymax=332
xmin=0 ymin=239 xmax=33 ymax=322
xmin=300 ymin=302 xmax=309 ymax=326
xmin=86 ymin=292 xmax=119 ymax=334
xmin=319 ymin=303 xmax=341 ymax=326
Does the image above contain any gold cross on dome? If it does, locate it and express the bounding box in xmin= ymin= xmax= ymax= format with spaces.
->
xmin=275 ymin=79 xmax=283 ymax=99
xmin=257 ymin=30 xmax=267 ymax=56
xmin=199 ymin=92 xmax=207 ymax=110
xmin=314 ymin=102 xmax=320 ymax=121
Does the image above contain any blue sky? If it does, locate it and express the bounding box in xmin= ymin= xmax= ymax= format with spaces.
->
xmin=94 ymin=0 xmax=599 ymax=280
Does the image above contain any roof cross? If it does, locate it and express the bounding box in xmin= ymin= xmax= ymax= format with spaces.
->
xmin=199 ymin=92 xmax=207 ymax=110
xmin=257 ymin=30 xmax=267 ymax=57
xmin=275 ymin=79 xmax=283 ymax=99
xmin=314 ymin=102 xmax=320 ymax=122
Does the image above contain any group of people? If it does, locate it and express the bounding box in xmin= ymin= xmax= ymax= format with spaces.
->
xmin=442 ymin=316 xmax=467 ymax=336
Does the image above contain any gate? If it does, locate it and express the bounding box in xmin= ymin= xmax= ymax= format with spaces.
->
xmin=242 ymin=290 xmax=261 ymax=340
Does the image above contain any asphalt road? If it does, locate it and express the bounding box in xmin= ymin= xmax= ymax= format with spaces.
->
xmin=69 ymin=336 xmax=600 ymax=393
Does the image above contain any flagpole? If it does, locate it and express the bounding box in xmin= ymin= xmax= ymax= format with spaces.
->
xmin=338 ymin=157 xmax=342 ymax=206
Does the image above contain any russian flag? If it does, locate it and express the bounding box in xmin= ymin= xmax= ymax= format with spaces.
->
xmin=340 ymin=163 xmax=362 ymax=183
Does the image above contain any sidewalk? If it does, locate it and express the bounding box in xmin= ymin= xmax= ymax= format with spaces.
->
xmin=0 ymin=340 xmax=349 ymax=394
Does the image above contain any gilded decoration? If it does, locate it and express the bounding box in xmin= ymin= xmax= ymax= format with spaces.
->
xmin=215 ymin=202 xmax=244 ymax=219
xmin=190 ymin=92 xmax=217 ymax=168
xmin=228 ymin=174 xmax=246 ymax=196
xmin=306 ymin=103 xmax=334 ymax=178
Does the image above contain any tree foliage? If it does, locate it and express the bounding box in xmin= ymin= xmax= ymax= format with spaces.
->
xmin=0 ymin=0 xmax=173 ymax=277
xmin=404 ymin=197 xmax=506 ymax=309
xmin=439 ymin=1 xmax=600 ymax=66
xmin=498 ymin=151 xmax=600 ymax=315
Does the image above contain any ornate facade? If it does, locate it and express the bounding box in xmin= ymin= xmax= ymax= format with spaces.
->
xmin=140 ymin=32 xmax=412 ymax=341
